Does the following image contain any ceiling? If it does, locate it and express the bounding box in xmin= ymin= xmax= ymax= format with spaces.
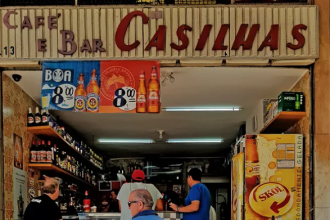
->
xmin=4 ymin=67 xmax=307 ymax=158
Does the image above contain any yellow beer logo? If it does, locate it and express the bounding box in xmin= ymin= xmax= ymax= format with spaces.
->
xmin=249 ymin=182 xmax=293 ymax=217
xmin=245 ymin=163 xmax=260 ymax=176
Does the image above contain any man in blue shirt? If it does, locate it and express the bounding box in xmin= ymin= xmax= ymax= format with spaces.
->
xmin=129 ymin=189 xmax=164 ymax=220
xmin=170 ymin=168 xmax=211 ymax=220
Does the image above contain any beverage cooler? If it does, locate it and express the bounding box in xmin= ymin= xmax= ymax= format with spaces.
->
xmin=231 ymin=134 xmax=303 ymax=220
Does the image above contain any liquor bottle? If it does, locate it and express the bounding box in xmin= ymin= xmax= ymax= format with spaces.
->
xmin=30 ymin=141 xmax=37 ymax=163
xmin=17 ymin=185 xmax=24 ymax=218
xmin=136 ymin=71 xmax=147 ymax=113
xmin=54 ymin=144 xmax=59 ymax=166
xmin=36 ymin=141 xmax=41 ymax=162
xmin=83 ymin=191 xmax=91 ymax=212
xmin=46 ymin=141 xmax=52 ymax=163
xmin=40 ymin=140 xmax=47 ymax=163
xmin=81 ymin=165 xmax=85 ymax=179
xmin=42 ymin=109 xmax=49 ymax=126
xmin=295 ymin=94 xmax=300 ymax=110
xmin=34 ymin=107 xmax=42 ymax=126
xmin=74 ymin=73 xmax=87 ymax=112
xmin=86 ymin=70 xmax=100 ymax=113
xmin=147 ymin=66 xmax=160 ymax=113
xmin=80 ymin=141 xmax=84 ymax=155
xmin=27 ymin=107 xmax=34 ymax=127
xmin=67 ymin=155 xmax=71 ymax=172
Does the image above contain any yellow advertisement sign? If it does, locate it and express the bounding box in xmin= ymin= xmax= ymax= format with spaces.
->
xmin=232 ymin=153 xmax=244 ymax=220
xmin=245 ymin=134 xmax=303 ymax=220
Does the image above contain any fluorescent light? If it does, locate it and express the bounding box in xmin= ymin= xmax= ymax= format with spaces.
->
xmin=163 ymin=107 xmax=241 ymax=112
xmin=98 ymin=139 xmax=153 ymax=143
xmin=167 ymin=139 xmax=223 ymax=143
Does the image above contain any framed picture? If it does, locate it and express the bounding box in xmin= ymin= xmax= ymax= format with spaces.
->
xmin=13 ymin=133 xmax=23 ymax=170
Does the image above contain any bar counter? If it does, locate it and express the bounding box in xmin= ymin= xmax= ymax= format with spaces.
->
xmin=63 ymin=211 xmax=183 ymax=220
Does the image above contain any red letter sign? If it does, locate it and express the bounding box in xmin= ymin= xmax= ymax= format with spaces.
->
xmin=115 ymin=11 xmax=149 ymax=51
xmin=213 ymin=24 xmax=229 ymax=50
xmin=287 ymin=24 xmax=307 ymax=50
xmin=195 ymin=25 xmax=212 ymax=51
xmin=145 ymin=25 xmax=166 ymax=51
xmin=258 ymin=24 xmax=279 ymax=51
xmin=171 ymin=25 xmax=192 ymax=51
xmin=232 ymin=24 xmax=260 ymax=50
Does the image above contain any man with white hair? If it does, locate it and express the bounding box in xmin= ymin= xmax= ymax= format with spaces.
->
xmin=24 ymin=176 xmax=62 ymax=220
xmin=128 ymin=189 xmax=164 ymax=220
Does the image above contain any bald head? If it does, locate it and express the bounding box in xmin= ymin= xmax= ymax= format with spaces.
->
xmin=131 ymin=189 xmax=154 ymax=209
xmin=43 ymin=177 xmax=60 ymax=200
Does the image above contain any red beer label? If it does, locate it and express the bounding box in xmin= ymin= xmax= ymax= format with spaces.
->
xmin=83 ymin=199 xmax=91 ymax=212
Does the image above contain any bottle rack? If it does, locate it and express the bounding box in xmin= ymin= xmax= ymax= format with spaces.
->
xmin=28 ymin=125 xmax=103 ymax=171
xmin=29 ymin=163 xmax=94 ymax=187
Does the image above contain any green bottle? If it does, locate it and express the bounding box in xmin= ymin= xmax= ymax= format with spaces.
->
xmin=295 ymin=94 xmax=300 ymax=110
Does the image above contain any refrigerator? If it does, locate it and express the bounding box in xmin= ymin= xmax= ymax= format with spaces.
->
xmin=231 ymin=134 xmax=303 ymax=220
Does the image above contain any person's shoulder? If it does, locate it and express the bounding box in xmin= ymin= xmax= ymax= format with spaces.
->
xmin=133 ymin=215 xmax=164 ymax=220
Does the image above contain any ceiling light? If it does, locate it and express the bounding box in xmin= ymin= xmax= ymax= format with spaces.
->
xmin=167 ymin=139 xmax=223 ymax=143
xmin=98 ymin=139 xmax=153 ymax=143
xmin=163 ymin=107 xmax=241 ymax=112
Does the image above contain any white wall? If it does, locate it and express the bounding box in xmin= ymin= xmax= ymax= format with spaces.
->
xmin=246 ymin=100 xmax=264 ymax=134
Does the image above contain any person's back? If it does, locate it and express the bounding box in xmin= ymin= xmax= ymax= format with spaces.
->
xmin=184 ymin=183 xmax=211 ymax=220
xmin=24 ymin=176 xmax=61 ymax=220
xmin=24 ymin=194 xmax=61 ymax=220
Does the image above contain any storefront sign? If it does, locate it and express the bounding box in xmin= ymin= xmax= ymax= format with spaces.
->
xmin=41 ymin=61 xmax=160 ymax=113
xmin=0 ymin=6 xmax=318 ymax=60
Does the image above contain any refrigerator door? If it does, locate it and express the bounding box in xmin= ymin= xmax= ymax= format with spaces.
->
xmin=244 ymin=134 xmax=303 ymax=220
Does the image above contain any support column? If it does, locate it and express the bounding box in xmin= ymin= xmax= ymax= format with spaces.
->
xmin=313 ymin=0 xmax=330 ymax=219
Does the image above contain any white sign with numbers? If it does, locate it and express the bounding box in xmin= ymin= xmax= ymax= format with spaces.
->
xmin=113 ymin=87 xmax=137 ymax=111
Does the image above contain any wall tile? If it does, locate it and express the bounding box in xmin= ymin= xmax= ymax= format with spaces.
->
xmin=3 ymin=75 xmax=39 ymax=220
xmin=314 ymin=134 xmax=330 ymax=208
xmin=315 ymin=208 xmax=330 ymax=219
xmin=314 ymin=61 xmax=330 ymax=135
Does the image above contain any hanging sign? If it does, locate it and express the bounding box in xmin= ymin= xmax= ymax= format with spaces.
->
xmin=41 ymin=61 xmax=160 ymax=113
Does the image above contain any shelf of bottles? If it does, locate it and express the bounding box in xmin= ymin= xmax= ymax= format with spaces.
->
xmin=27 ymin=107 xmax=103 ymax=171
xmin=29 ymin=163 xmax=95 ymax=187
xmin=29 ymin=139 xmax=98 ymax=187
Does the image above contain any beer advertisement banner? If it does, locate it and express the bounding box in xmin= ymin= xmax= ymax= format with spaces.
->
xmin=232 ymin=153 xmax=244 ymax=220
xmin=41 ymin=61 xmax=160 ymax=113
xmin=244 ymin=134 xmax=303 ymax=220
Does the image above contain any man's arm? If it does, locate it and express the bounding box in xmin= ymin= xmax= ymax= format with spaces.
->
xmin=170 ymin=201 xmax=200 ymax=213
xmin=118 ymin=201 xmax=121 ymax=212
xmin=155 ymin=198 xmax=163 ymax=211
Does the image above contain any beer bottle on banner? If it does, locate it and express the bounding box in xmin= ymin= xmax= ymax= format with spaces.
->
xmin=136 ymin=71 xmax=147 ymax=113
xmin=34 ymin=107 xmax=42 ymax=126
xmin=36 ymin=141 xmax=41 ymax=162
xmin=86 ymin=70 xmax=100 ymax=113
xmin=40 ymin=140 xmax=47 ymax=163
xmin=30 ymin=141 xmax=37 ymax=163
xmin=27 ymin=108 xmax=34 ymax=127
xmin=245 ymin=135 xmax=260 ymax=197
xmin=147 ymin=66 xmax=160 ymax=113
xmin=74 ymin=73 xmax=87 ymax=112
xmin=83 ymin=191 xmax=91 ymax=212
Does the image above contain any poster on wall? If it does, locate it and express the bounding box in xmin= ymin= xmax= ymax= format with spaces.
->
xmin=13 ymin=167 xmax=27 ymax=220
xmin=244 ymin=134 xmax=303 ymax=220
xmin=13 ymin=133 xmax=23 ymax=170
xmin=41 ymin=61 xmax=161 ymax=113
